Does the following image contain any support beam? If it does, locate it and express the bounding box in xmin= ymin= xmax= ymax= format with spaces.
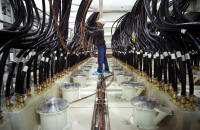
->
xmin=99 ymin=0 xmax=103 ymax=18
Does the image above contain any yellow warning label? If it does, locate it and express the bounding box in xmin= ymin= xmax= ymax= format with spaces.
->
xmin=132 ymin=32 xmax=136 ymax=42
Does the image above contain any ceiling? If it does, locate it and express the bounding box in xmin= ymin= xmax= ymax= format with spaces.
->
xmin=74 ymin=0 xmax=135 ymax=11
xmin=35 ymin=0 xmax=135 ymax=12
xmin=35 ymin=0 xmax=136 ymax=28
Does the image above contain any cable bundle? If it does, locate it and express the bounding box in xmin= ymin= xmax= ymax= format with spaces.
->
xmin=112 ymin=0 xmax=200 ymax=108
xmin=68 ymin=0 xmax=93 ymax=53
xmin=0 ymin=0 xmax=94 ymax=117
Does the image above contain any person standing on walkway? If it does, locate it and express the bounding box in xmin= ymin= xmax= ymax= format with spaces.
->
xmin=86 ymin=19 xmax=110 ymax=75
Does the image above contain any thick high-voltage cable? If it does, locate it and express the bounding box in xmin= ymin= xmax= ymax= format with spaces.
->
xmin=112 ymin=0 xmax=200 ymax=107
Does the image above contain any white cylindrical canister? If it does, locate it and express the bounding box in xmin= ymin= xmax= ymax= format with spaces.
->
xmin=61 ymin=82 xmax=80 ymax=102
xmin=72 ymin=74 xmax=87 ymax=87
xmin=37 ymin=97 xmax=69 ymax=130
xmin=121 ymin=81 xmax=145 ymax=100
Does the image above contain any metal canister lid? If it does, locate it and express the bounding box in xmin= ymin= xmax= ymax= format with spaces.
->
xmin=154 ymin=106 xmax=172 ymax=115
xmin=87 ymin=63 xmax=93 ymax=66
xmin=112 ymin=65 xmax=119 ymax=68
xmin=83 ymin=65 xmax=92 ymax=68
xmin=116 ymin=73 xmax=126 ymax=76
xmin=78 ymin=70 xmax=84 ymax=73
xmin=116 ymin=73 xmax=132 ymax=77
xmin=37 ymin=97 xmax=69 ymax=114
xmin=131 ymin=96 xmax=160 ymax=110
xmin=83 ymin=69 xmax=90 ymax=72
xmin=113 ymin=68 xmax=122 ymax=71
xmin=123 ymin=74 xmax=132 ymax=77
xmin=63 ymin=82 xmax=80 ymax=89
xmin=121 ymin=81 xmax=141 ymax=88
xmin=73 ymin=74 xmax=86 ymax=77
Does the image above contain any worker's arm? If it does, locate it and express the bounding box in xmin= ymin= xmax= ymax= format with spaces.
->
xmin=85 ymin=25 xmax=97 ymax=31
xmin=85 ymin=26 xmax=104 ymax=35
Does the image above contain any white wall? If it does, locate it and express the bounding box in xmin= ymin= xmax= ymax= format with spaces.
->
xmin=103 ymin=12 xmax=126 ymax=22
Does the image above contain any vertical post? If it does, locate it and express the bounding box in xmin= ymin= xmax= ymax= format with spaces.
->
xmin=99 ymin=0 xmax=103 ymax=18
xmin=197 ymin=0 xmax=200 ymax=11
xmin=0 ymin=0 xmax=3 ymax=29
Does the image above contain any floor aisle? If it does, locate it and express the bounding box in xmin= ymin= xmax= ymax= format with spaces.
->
xmin=68 ymin=58 xmax=137 ymax=130
xmin=35 ymin=58 xmax=188 ymax=130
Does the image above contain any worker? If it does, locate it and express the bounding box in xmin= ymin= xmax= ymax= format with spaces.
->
xmin=86 ymin=19 xmax=110 ymax=75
